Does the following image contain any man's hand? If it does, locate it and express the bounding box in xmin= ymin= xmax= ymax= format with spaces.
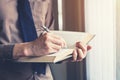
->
xmin=13 ymin=33 xmax=91 ymax=61
xmin=72 ymin=42 xmax=92 ymax=62
xmin=29 ymin=32 xmax=66 ymax=56
xmin=13 ymin=33 xmax=66 ymax=59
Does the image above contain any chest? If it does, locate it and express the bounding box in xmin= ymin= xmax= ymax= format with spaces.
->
xmin=0 ymin=0 xmax=49 ymax=29
xmin=29 ymin=0 xmax=50 ymax=28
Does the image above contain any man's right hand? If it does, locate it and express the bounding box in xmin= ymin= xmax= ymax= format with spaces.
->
xmin=28 ymin=32 xmax=66 ymax=56
xmin=13 ymin=32 xmax=66 ymax=59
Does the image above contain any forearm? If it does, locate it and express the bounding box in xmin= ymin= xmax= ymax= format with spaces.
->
xmin=0 ymin=42 xmax=33 ymax=61
xmin=13 ymin=32 xmax=67 ymax=59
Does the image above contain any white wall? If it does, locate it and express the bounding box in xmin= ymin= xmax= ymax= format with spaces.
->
xmin=85 ymin=0 xmax=116 ymax=80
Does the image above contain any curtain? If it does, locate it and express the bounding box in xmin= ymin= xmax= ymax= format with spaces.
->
xmin=117 ymin=0 xmax=120 ymax=79
xmin=62 ymin=0 xmax=86 ymax=80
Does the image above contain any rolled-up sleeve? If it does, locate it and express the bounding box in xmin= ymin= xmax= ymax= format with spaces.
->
xmin=0 ymin=44 xmax=15 ymax=61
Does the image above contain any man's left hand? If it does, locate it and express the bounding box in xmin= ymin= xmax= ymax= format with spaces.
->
xmin=72 ymin=42 xmax=92 ymax=62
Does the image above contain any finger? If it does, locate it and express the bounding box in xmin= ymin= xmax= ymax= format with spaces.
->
xmin=50 ymin=37 xmax=66 ymax=48
xmin=44 ymin=43 xmax=62 ymax=54
xmin=51 ymin=43 xmax=62 ymax=51
xmin=72 ymin=50 xmax=77 ymax=62
xmin=39 ymin=31 xmax=47 ymax=38
xmin=43 ymin=33 xmax=66 ymax=48
xmin=50 ymin=33 xmax=66 ymax=48
xmin=42 ymin=33 xmax=63 ymax=47
xmin=50 ymin=38 xmax=63 ymax=46
xmin=60 ymin=37 xmax=67 ymax=48
xmin=76 ymin=42 xmax=87 ymax=53
xmin=50 ymin=33 xmax=61 ymax=39
xmin=77 ymin=48 xmax=85 ymax=61
xmin=87 ymin=45 xmax=92 ymax=51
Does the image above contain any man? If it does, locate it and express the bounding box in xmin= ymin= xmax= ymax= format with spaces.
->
xmin=0 ymin=0 xmax=91 ymax=80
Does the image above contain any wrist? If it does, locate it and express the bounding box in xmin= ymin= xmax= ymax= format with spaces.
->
xmin=13 ymin=42 xmax=33 ymax=59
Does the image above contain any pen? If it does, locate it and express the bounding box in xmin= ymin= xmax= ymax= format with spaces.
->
xmin=40 ymin=26 xmax=50 ymax=36
xmin=41 ymin=25 xmax=50 ymax=32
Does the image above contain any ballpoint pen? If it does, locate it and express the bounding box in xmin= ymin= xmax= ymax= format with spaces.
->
xmin=41 ymin=25 xmax=50 ymax=32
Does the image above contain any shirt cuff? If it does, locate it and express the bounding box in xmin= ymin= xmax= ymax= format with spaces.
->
xmin=0 ymin=44 xmax=15 ymax=61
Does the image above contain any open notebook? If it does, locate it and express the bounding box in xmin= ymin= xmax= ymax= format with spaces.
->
xmin=16 ymin=30 xmax=95 ymax=63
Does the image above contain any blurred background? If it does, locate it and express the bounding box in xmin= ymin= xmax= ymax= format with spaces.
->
xmin=50 ymin=0 xmax=118 ymax=80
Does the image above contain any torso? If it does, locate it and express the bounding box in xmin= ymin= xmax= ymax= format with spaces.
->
xmin=0 ymin=0 xmax=54 ymax=80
